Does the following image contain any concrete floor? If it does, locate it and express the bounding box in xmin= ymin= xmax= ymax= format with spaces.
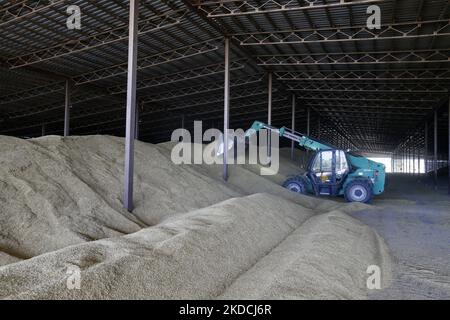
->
xmin=351 ymin=174 xmax=450 ymax=299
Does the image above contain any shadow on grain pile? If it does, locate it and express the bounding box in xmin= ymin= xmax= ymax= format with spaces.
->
xmin=0 ymin=136 xmax=392 ymax=299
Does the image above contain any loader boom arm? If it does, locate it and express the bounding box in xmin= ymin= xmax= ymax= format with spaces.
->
xmin=246 ymin=121 xmax=333 ymax=152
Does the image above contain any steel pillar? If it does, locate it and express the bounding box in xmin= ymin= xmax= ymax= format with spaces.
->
xmin=392 ymin=153 xmax=395 ymax=173
xmin=434 ymin=109 xmax=438 ymax=189
xmin=41 ymin=124 xmax=46 ymax=137
xmin=396 ymin=153 xmax=399 ymax=173
xmin=410 ymin=146 xmax=413 ymax=175
xmin=405 ymin=148 xmax=407 ymax=173
xmin=404 ymin=147 xmax=407 ymax=174
xmin=425 ymin=122 xmax=428 ymax=173
xmin=267 ymin=72 xmax=273 ymax=158
xmin=406 ymin=146 xmax=409 ymax=174
xmin=305 ymin=106 xmax=311 ymax=167
xmin=418 ymin=147 xmax=421 ymax=175
xmin=291 ymin=94 xmax=296 ymax=160
xmin=401 ymin=151 xmax=403 ymax=173
xmin=123 ymin=0 xmax=139 ymax=212
xmin=391 ymin=156 xmax=394 ymax=174
xmin=409 ymin=146 xmax=414 ymax=175
xmin=267 ymin=72 xmax=272 ymax=126
xmin=223 ymin=37 xmax=230 ymax=181
xmin=396 ymin=153 xmax=398 ymax=173
xmin=64 ymin=80 xmax=71 ymax=137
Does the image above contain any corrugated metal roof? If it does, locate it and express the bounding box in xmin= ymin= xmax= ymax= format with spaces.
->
xmin=0 ymin=0 xmax=449 ymax=152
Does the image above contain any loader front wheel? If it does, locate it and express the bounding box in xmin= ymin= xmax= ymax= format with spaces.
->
xmin=283 ymin=177 xmax=307 ymax=195
xmin=344 ymin=180 xmax=373 ymax=203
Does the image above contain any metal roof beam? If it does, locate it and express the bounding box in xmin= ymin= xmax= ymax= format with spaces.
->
xmin=108 ymin=60 xmax=246 ymax=94
xmin=0 ymin=82 xmax=273 ymax=133
xmin=73 ymin=39 xmax=220 ymax=85
xmin=191 ymin=0 xmax=387 ymax=17
xmin=142 ymin=74 xmax=264 ymax=102
xmin=286 ymin=82 xmax=449 ymax=94
xmin=1 ymin=90 xmax=286 ymax=136
xmin=301 ymin=96 xmax=437 ymax=103
xmin=299 ymin=91 xmax=440 ymax=103
xmin=2 ymin=60 xmax=245 ymax=113
xmin=0 ymin=0 xmax=64 ymax=27
xmin=154 ymin=86 xmax=272 ymax=110
xmin=304 ymin=101 xmax=433 ymax=111
xmin=0 ymin=82 xmax=65 ymax=105
xmin=7 ymin=9 xmax=188 ymax=68
xmin=276 ymin=69 xmax=450 ymax=81
xmin=232 ymin=20 xmax=450 ymax=46
xmin=257 ymin=49 xmax=450 ymax=66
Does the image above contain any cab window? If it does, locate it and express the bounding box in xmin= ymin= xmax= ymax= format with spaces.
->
xmin=336 ymin=150 xmax=349 ymax=176
xmin=312 ymin=150 xmax=333 ymax=172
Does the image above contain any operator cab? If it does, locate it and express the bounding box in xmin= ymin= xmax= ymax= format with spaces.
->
xmin=309 ymin=150 xmax=350 ymax=196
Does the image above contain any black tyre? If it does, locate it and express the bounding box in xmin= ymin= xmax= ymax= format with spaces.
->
xmin=282 ymin=176 xmax=307 ymax=194
xmin=344 ymin=180 xmax=373 ymax=203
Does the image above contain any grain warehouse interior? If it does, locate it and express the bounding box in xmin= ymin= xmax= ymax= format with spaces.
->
xmin=0 ymin=0 xmax=449 ymax=301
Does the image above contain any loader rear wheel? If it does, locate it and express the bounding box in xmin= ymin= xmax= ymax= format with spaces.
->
xmin=344 ymin=180 xmax=373 ymax=204
xmin=283 ymin=177 xmax=307 ymax=194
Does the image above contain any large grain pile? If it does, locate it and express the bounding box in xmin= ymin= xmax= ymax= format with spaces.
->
xmin=221 ymin=211 xmax=392 ymax=299
xmin=0 ymin=136 xmax=237 ymax=260
xmin=0 ymin=135 xmax=392 ymax=299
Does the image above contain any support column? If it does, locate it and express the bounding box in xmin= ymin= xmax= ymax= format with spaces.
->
xmin=223 ymin=37 xmax=230 ymax=181
xmin=392 ymin=153 xmax=395 ymax=173
xmin=448 ymin=99 xmax=450 ymax=195
xmin=425 ymin=122 xmax=428 ymax=174
xmin=267 ymin=72 xmax=272 ymax=126
xmin=406 ymin=146 xmax=409 ymax=174
xmin=408 ymin=146 xmax=413 ymax=175
xmin=404 ymin=147 xmax=407 ymax=174
xmin=400 ymin=150 xmax=403 ymax=173
xmin=411 ymin=146 xmax=413 ymax=175
xmin=267 ymin=72 xmax=273 ymax=158
xmin=291 ymin=94 xmax=296 ymax=160
xmin=305 ymin=106 xmax=311 ymax=167
xmin=64 ymin=80 xmax=71 ymax=137
xmin=406 ymin=148 xmax=408 ymax=173
xmin=434 ymin=109 xmax=438 ymax=189
xmin=396 ymin=153 xmax=398 ymax=173
xmin=123 ymin=0 xmax=139 ymax=212
xmin=391 ymin=155 xmax=394 ymax=174
xmin=417 ymin=148 xmax=421 ymax=177
xmin=395 ymin=153 xmax=397 ymax=173
xmin=42 ymin=124 xmax=46 ymax=137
